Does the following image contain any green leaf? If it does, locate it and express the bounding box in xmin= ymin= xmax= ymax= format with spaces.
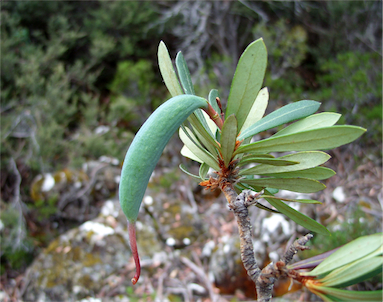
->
xmin=272 ymin=112 xmax=341 ymax=137
xmin=220 ymin=114 xmax=238 ymax=167
xmin=235 ymin=126 xmax=367 ymax=155
xmin=310 ymin=286 xmax=383 ymax=302
xmin=321 ymin=255 xmax=383 ymax=288
xmin=238 ymin=156 xmax=298 ymax=168
xmin=188 ymin=113 xmax=219 ymax=156
xmin=239 ymin=151 xmax=331 ymax=175
xmin=263 ymin=195 xmax=330 ymax=235
xmin=208 ymin=89 xmax=221 ymax=116
xmin=226 ymin=38 xmax=267 ymax=132
xmin=238 ymin=100 xmax=321 ymax=141
xmin=179 ymin=127 xmax=220 ymax=171
xmin=179 ymin=164 xmax=200 ymax=180
xmin=255 ymin=202 xmax=281 ymax=213
xmin=241 ymin=177 xmax=326 ymax=193
xmin=199 ymin=162 xmax=210 ymax=180
xmin=303 ymin=233 xmax=383 ymax=277
xmin=240 ymin=87 xmax=269 ymax=133
xmin=262 ymin=195 xmax=322 ymax=204
xmin=175 ymin=51 xmax=195 ymax=95
xmin=158 ymin=41 xmax=183 ymax=97
xmin=181 ymin=145 xmax=203 ymax=163
xmin=263 ymin=167 xmax=336 ymax=180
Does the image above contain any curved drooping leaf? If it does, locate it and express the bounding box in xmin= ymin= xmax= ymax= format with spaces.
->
xmin=158 ymin=41 xmax=183 ymax=97
xmin=175 ymin=51 xmax=195 ymax=95
xmin=239 ymin=151 xmax=331 ymax=175
xmin=263 ymin=195 xmax=330 ymax=235
xmin=238 ymin=100 xmax=321 ymax=141
xmin=272 ymin=112 xmax=341 ymax=137
xmin=263 ymin=167 xmax=336 ymax=180
xmin=208 ymin=89 xmax=221 ymax=116
xmin=226 ymin=38 xmax=267 ymax=132
xmin=220 ymin=114 xmax=238 ymax=167
xmin=235 ymin=126 xmax=367 ymax=155
xmin=240 ymin=87 xmax=269 ymax=133
xmin=179 ymin=127 xmax=220 ymax=171
xmin=119 ymin=94 xmax=208 ymax=284
xmin=241 ymin=177 xmax=326 ymax=193
xmin=303 ymin=233 xmax=383 ymax=277
xmin=179 ymin=164 xmax=200 ymax=180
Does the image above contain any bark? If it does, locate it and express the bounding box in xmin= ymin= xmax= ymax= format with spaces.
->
xmin=221 ymin=184 xmax=313 ymax=301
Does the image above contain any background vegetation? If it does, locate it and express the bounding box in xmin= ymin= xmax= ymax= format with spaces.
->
xmin=1 ymin=0 xmax=381 ymax=296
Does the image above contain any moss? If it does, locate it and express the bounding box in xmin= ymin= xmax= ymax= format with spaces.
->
xmin=82 ymin=252 xmax=102 ymax=267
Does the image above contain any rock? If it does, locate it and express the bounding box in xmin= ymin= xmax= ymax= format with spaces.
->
xmin=22 ymin=199 xmax=134 ymax=301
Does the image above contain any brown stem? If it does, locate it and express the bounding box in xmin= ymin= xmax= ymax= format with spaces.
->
xmin=221 ymin=185 xmax=261 ymax=284
xmin=219 ymin=183 xmax=313 ymax=302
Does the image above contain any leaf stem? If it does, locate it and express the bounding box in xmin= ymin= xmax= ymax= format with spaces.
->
xmin=204 ymin=103 xmax=224 ymax=130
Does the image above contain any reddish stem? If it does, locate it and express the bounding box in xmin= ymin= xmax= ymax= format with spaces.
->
xmin=128 ymin=222 xmax=141 ymax=285
xmin=204 ymin=103 xmax=224 ymax=129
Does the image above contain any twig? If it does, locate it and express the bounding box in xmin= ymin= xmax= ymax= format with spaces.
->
xmin=221 ymin=184 xmax=313 ymax=301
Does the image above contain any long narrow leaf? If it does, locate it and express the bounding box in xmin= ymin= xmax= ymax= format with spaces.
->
xmin=158 ymin=41 xmax=183 ymax=97
xmin=309 ymin=286 xmax=383 ymax=302
xmin=235 ymin=126 xmax=366 ymax=155
xmin=188 ymin=113 xmax=219 ymax=156
xmin=179 ymin=127 xmax=220 ymax=171
xmin=175 ymin=51 xmax=195 ymax=95
xmin=226 ymin=38 xmax=267 ymax=132
xmin=263 ymin=195 xmax=330 ymax=235
xmin=263 ymin=167 xmax=336 ymax=180
xmin=240 ymin=87 xmax=269 ymax=133
xmin=238 ymin=100 xmax=321 ymax=141
xmin=321 ymin=256 xmax=383 ymax=288
xmin=262 ymin=195 xmax=322 ymax=204
xmin=179 ymin=164 xmax=200 ymax=180
xmin=241 ymin=177 xmax=326 ymax=193
xmin=239 ymin=151 xmax=331 ymax=175
xmin=303 ymin=233 xmax=383 ymax=277
xmin=238 ymin=157 xmax=298 ymax=168
xmin=220 ymin=114 xmax=238 ymax=167
xmin=272 ymin=112 xmax=341 ymax=137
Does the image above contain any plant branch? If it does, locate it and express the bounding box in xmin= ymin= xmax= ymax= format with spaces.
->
xmin=220 ymin=183 xmax=313 ymax=301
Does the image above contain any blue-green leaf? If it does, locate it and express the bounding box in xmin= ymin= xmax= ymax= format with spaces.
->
xmin=272 ymin=112 xmax=341 ymax=137
xmin=176 ymin=51 xmax=195 ymax=95
xmin=238 ymin=100 xmax=321 ymax=141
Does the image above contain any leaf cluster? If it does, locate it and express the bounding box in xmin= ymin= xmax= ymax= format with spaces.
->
xmin=158 ymin=39 xmax=365 ymax=235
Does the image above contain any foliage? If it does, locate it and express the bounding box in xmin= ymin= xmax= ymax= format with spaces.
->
xmin=118 ymin=39 xmax=365 ymax=285
xmin=1 ymin=1 xmax=161 ymax=173
xmin=289 ymin=233 xmax=383 ymax=301
xmin=0 ymin=204 xmax=34 ymax=274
